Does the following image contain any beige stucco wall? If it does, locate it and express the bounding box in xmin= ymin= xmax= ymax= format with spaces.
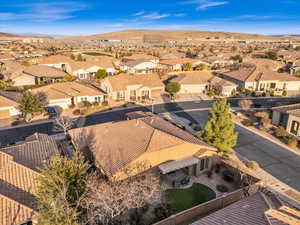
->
xmin=179 ymin=84 xmax=206 ymax=94
xmin=286 ymin=114 xmax=300 ymax=136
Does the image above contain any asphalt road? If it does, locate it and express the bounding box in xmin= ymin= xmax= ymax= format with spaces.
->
xmin=1 ymin=97 xmax=299 ymax=145
xmin=1 ymin=97 xmax=300 ymax=191
xmin=176 ymin=110 xmax=300 ymax=192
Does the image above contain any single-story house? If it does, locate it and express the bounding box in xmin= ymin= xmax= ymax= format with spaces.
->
xmin=0 ymin=133 xmax=60 ymax=225
xmin=38 ymin=55 xmax=73 ymax=74
xmin=120 ymin=59 xmax=158 ymax=74
xmin=272 ymin=104 xmax=300 ymax=137
xmin=101 ymin=73 xmax=164 ymax=101
xmin=0 ymin=95 xmax=20 ymax=119
xmin=159 ymin=58 xmax=205 ymax=71
xmin=31 ymin=81 xmax=105 ymax=109
xmin=9 ymin=65 xmax=67 ymax=87
xmin=202 ymin=56 xmax=234 ymax=69
xmin=167 ymin=71 xmax=237 ymax=96
xmin=219 ymin=65 xmax=300 ymax=95
xmin=122 ymin=54 xmax=159 ymax=64
xmin=69 ymin=112 xmax=217 ymax=181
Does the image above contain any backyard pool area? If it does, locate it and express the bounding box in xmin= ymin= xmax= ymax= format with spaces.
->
xmin=165 ymin=183 xmax=216 ymax=213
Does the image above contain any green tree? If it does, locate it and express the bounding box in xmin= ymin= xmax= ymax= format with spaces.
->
xmin=21 ymin=60 xmax=30 ymax=66
xmin=265 ymin=51 xmax=278 ymax=60
xmin=95 ymin=69 xmax=108 ymax=79
xmin=70 ymin=54 xmax=76 ymax=60
xmin=64 ymin=74 xmax=76 ymax=82
xmin=182 ymin=63 xmax=193 ymax=71
xmin=36 ymin=151 xmax=89 ymax=225
xmin=17 ymin=91 xmax=46 ymax=122
xmin=232 ymin=54 xmax=243 ymax=63
xmin=0 ymin=80 xmax=8 ymax=89
xmin=295 ymin=46 xmax=300 ymax=51
xmin=196 ymin=63 xmax=207 ymax=71
xmin=166 ymin=82 xmax=180 ymax=96
xmin=199 ymin=98 xmax=238 ymax=154
xmin=77 ymin=54 xmax=84 ymax=61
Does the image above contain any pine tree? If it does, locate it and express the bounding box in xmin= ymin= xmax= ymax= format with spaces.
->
xmin=199 ymin=98 xmax=238 ymax=154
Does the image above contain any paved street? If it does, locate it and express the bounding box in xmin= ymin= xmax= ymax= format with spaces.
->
xmin=1 ymin=98 xmax=300 ymax=191
xmin=176 ymin=110 xmax=300 ymax=192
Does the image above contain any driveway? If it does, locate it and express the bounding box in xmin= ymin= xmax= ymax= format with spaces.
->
xmin=175 ymin=110 xmax=300 ymax=191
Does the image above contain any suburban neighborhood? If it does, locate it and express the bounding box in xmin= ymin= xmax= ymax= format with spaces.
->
xmin=1 ymin=1 xmax=300 ymax=225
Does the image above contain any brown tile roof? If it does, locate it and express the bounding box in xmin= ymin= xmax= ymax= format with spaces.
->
xmin=272 ymin=103 xmax=300 ymax=117
xmin=0 ymin=95 xmax=17 ymax=108
xmin=222 ymin=65 xmax=300 ymax=83
xmin=23 ymin=65 xmax=67 ymax=78
xmin=0 ymin=133 xmax=60 ymax=172
xmin=31 ymin=81 xmax=105 ymax=100
xmin=106 ymin=73 xmax=164 ymax=91
xmin=192 ymin=192 xmax=270 ymax=225
xmin=69 ymin=113 xmax=215 ymax=177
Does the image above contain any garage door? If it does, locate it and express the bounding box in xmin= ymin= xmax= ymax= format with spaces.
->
xmin=151 ymin=89 xmax=163 ymax=97
xmin=0 ymin=109 xmax=10 ymax=119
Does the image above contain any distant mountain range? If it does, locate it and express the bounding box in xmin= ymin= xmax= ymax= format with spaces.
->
xmin=62 ymin=29 xmax=279 ymax=42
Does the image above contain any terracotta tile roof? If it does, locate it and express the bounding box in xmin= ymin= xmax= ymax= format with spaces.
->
xmin=106 ymin=73 xmax=164 ymax=91
xmin=122 ymin=54 xmax=158 ymax=61
xmin=0 ymin=133 xmax=60 ymax=225
xmin=23 ymin=65 xmax=67 ymax=78
xmin=169 ymin=71 xmax=236 ymax=87
xmin=31 ymin=81 xmax=105 ymax=100
xmin=69 ymin=113 xmax=215 ymax=177
xmin=0 ymin=193 xmax=35 ymax=225
xmin=0 ymin=95 xmax=17 ymax=108
xmin=38 ymin=55 xmax=73 ymax=64
xmin=160 ymin=58 xmax=200 ymax=66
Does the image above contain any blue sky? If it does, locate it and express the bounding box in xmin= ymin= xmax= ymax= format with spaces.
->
xmin=0 ymin=0 xmax=300 ymax=36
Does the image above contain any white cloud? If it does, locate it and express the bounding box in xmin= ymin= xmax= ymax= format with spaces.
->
xmin=142 ymin=13 xmax=171 ymax=20
xmin=132 ymin=11 xmax=145 ymax=16
xmin=179 ymin=0 xmax=228 ymax=10
xmin=196 ymin=1 xmax=228 ymax=10
xmin=238 ymin=15 xmax=274 ymax=19
xmin=0 ymin=1 xmax=86 ymax=22
xmin=174 ymin=13 xmax=186 ymax=17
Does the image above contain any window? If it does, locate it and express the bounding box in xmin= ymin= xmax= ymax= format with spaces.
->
xmin=200 ymin=159 xmax=205 ymax=171
xmin=81 ymin=97 xmax=87 ymax=102
xmin=291 ymin=120 xmax=300 ymax=135
xmin=270 ymin=83 xmax=276 ymax=89
xmin=205 ymin=158 xmax=209 ymax=169
xmin=94 ymin=96 xmax=101 ymax=102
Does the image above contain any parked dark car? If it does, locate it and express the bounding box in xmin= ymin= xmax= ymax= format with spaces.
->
xmin=45 ymin=106 xmax=59 ymax=119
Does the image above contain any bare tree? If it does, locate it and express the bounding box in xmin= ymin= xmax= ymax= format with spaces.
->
xmin=81 ymin=168 xmax=161 ymax=225
xmin=238 ymin=99 xmax=253 ymax=111
xmin=55 ymin=116 xmax=75 ymax=135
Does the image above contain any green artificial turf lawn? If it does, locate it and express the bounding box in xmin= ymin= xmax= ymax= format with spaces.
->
xmin=165 ymin=183 xmax=216 ymax=213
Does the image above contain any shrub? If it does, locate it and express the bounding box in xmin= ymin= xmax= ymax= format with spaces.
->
xmin=72 ymin=109 xmax=81 ymax=115
xmin=102 ymin=101 xmax=109 ymax=106
xmin=92 ymin=102 xmax=99 ymax=107
xmin=68 ymin=104 xmax=75 ymax=109
xmin=154 ymin=204 xmax=173 ymax=220
xmin=287 ymin=136 xmax=298 ymax=148
xmin=222 ymin=170 xmax=234 ymax=183
xmin=282 ymin=90 xmax=287 ymax=96
xmin=242 ymin=119 xmax=253 ymax=127
xmin=246 ymin=161 xmax=259 ymax=170
xmin=216 ymin=184 xmax=229 ymax=193
xmin=275 ymin=126 xmax=288 ymax=137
